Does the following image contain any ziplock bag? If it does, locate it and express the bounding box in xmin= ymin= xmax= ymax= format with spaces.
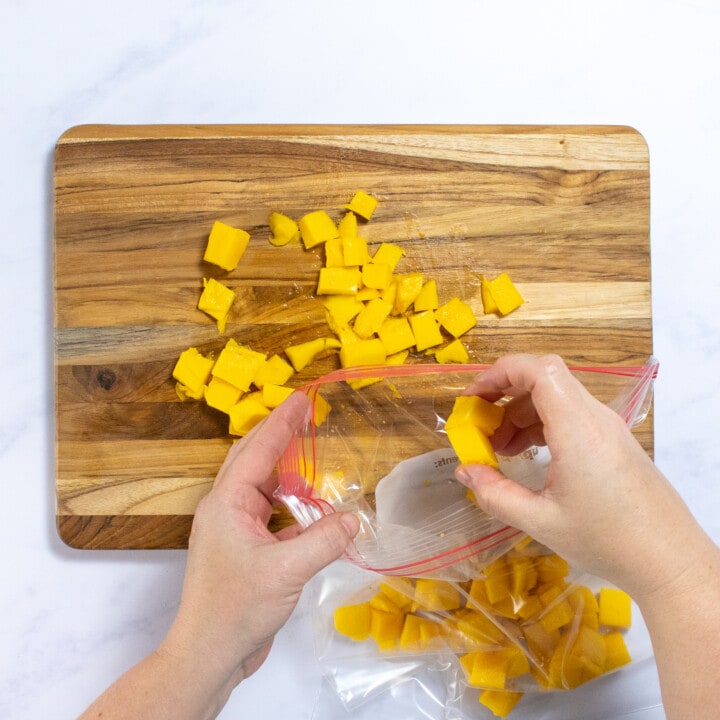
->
xmin=276 ymin=358 xmax=658 ymax=581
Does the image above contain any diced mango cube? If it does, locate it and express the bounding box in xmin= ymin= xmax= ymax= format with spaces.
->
xmin=479 ymin=689 xmax=523 ymax=718
xmin=339 ymin=338 xmax=386 ymax=368
xmin=353 ymin=297 xmax=393 ymax=339
xmin=447 ymin=422 xmax=499 ymax=468
xmin=172 ymin=347 xmax=215 ymax=401
xmin=598 ymin=587 xmax=632 ymax=629
xmin=379 ymin=579 xmax=415 ymax=611
xmin=480 ymin=275 xmax=499 ymax=314
xmin=409 ymin=310 xmax=444 ymax=351
xmin=342 ymin=236 xmax=370 ymax=266
xmin=523 ymin=620 xmax=561 ymax=663
xmin=399 ymin=614 xmax=422 ymax=650
xmin=361 ymin=262 xmax=393 ymax=290
xmin=393 ymin=273 xmax=425 ymax=314
xmin=261 ymin=383 xmax=294 ymax=409
xmin=268 ymin=212 xmax=300 ymax=246
xmin=334 ymin=601 xmax=372 ymax=642
xmin=317 ymin=267 xmax=362 ymax=295
xmin=456 ymin=610 xmax=506 ymax=645
xmin=344 ymin=190 xmax=378 ymax=220
xmin=324 ymin=236 xmax=344 ymax=267
xmin=539 ymin=595 xmax=575 ymax=632
xmin=252 ymin=354 xmax=295 ymax=389
xmin=298 ymin=210 xmax=339 ymax=249
xmin=203 ymin=220 xmax=250 ymax=271
xmin=323 ymin=295 xmax=365 ymax=327
xmin=285 ymin=337 xmax=341 ymax=372
xmin=536 ymin=554 xmax=570 ymax=583
xmin=228 ymin=393 xmax=271 ymax=436
xmin=197 ymin=277 xmax=235 ymax=333
xmin=370 ymin=607 xmax=404 ymax=650
xmin=212 ymin=339 xmax=266 ymax=392
xmin=468 ymin=651 xmax=508 ymax=690
xmin=372 ymin=243 xmax=405 ymax=271
xmin=414 ymin=279 xmax=439 ymax=312
xmin=603 ymin=631 xmax=632 ymax=671
xmin=434 ymin=339 xmax=470 ymax=364
xmin=346 ymin=349 xmax=408 ymax=390
xmin=413 ymin=579 xmax=461 ymax=612
xmin=487 ymin=273 xmax=524 ymax=316
xmin=446 ymin=396 xmax=505 ymax=436
xmin=378 ymin=316 xmax=416 ymax=355
xmin=204 ymin=376 xmax=243 ymax=414
xmin=567 ymin=586 xmax=600 ymax=630
xmin=370 ymin=591 xmax=404 ymax=614
xmin=337 ymin=210 xmax=358 ymax=238
xmin=310 ymin=390 xmax=331 ymax=426
xmin=434 ymin=297 xmax=477 ymax=337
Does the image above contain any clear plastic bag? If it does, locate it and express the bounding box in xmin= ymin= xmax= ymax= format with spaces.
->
xmin=277 ymin=358 xmax=658 ymax=581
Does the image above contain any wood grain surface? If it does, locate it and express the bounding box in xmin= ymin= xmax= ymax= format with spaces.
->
xmin=54 ymin=124 xmax=653 ymax=549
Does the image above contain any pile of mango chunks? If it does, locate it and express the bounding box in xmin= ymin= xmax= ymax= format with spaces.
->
xmin=333 ymin=536 xmax=633 ymax=718
xmin=172 ymin=191 xmax=524 ymax=437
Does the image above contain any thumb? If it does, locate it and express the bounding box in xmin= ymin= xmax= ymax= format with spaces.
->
xmin=281 ymin=513 xmax=360 ymax=585
xmin=456 ymin=465 xmax=546 ymax=537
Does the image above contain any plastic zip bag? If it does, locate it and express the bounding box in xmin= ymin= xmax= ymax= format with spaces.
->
xmin=277 ymin=358 xmax=658 ymax=581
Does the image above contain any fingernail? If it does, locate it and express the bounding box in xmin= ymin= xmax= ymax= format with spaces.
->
xmin=455 ymin=466 xmax=471 ymax=485
xmin=340 ymin=512 xmax=360 ymax=537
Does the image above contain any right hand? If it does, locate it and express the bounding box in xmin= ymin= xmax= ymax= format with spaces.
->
xmin=454 ymin=354 xmax=706 ymax=603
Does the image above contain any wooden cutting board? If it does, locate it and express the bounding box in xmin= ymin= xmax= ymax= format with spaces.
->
xmin=54 ymin=124 xmax=652 ymax=549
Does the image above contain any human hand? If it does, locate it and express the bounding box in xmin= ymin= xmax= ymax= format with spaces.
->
xmin=160 ymin=391 xmax=359 ymax=693
xmin=454 ymin=354 xmax=704 ymax=603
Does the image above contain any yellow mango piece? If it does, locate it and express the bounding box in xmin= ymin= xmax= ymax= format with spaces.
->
xmin=370 ymin=607 xmax=404 ymax=650
xmin=567 ymin=586 xmax=600 ymax=630
xmin=333 ymin=324 xmax=362 ymax=347
xmin=378 ymin=316 xmax=416 ymax=355
xmin=203 ymin=220 xmax=250 ymax=271
xmin=479 ymin=690 xmax=523 ymax=718
xmin=434 ymin=297 xmax=477 ymax=337
xmin=334 ymin=601 xmax=372 ymax=642
xmin=204 ymin=376 xmax=243 ymax=414
xmin=413 ymin=579 xmax=461 ymax=612
xmin=342 ymin=236 xmax=370 ymax=266
xmin=603 ymin=631 xmax=632 ymax=671
xmin=446 ymin=422 xmax=499 ymax=469
xmin=598 ymin=587 xmax=632 ymax=629
xmin=468 ymin=650 xmax=508 ymax=690
xmin=353 ymin=297 xmax=393 ymax=339
xmin=252 ymin=354 xmax=295 ymax=389
xmin=311 ymin=391 xmax=331 ymax=426
xmin=339 ymin=338 xmax=386 ymax=368
xmin=484 ymin=559 xmax=511 ymax=605
xmin=298 ymin=209 xmax=339 ymax=249
xmin=409 ymin=310 xmax=444 ymax=351
xmin=399 ymin=614 xmax=423 ymax=650
xmin=268 ymin=212 xmax=300 ymax=246
xmin=356 ymin=287 xmax=380 ymax=302
xmin=480 ymin=275 xmax=499 ymax=314
xmin=324 ymin=236 xmax=344 ymax=267
xmin=212 ymin=339 xmax=266 ymax=392
xmin=323 ymin=295 xmax=364 ymax=327
xmin=380 ymin=278 xmax=398 ymax=307
xmin=337 ymin=210 xmax=358 ymax=238
xmin=317 ymin=267 xmax=362 ymax=295
xmin=344 ymin=190 xmax=378 ymax=220
xmin=361 ymin=262 xmax=392 ymax=290
xmin=228 ymin=394 xmax=271 ymax=436
xmin=487 ymin=273 xmax=524 ymax=316
xmin=456 ymin=610 xmax=506 ymax=646
xmin=535 ymin=554 xmax=570 ymax=584
xmin=413 ymin=278 xmax=439 ymax=311
xmin=539 ymin=595 xmax=575 ymax=632
xmin=372 ymin=242 xmax=405 ymax=272
xmin=523 ymin=620 xmax=561 ymax=664
xmin=261 ymin=383 xmax=294 ymax=409
xmin=347 ymin=349 xmax=408 ymax=390
xmin=508 ymin=555 xmax=538 ymax=599
xmin=446 ymin=395 xmax=505 ymax=436
xmin=197 ymin=277 xmax=235 ymax=333
xmin=172 ymin=347 xmax=214 ymax=401
xmin=379 ymin=579 xmax=415 ymax=610
xmin=434 ymin=339 xmax=470 ymax=364
xmin=285 ymin=337 xmax=341 ymax=372
xmin=418 ymin=617 xmax=442 ymax=648
xmin=393 ymin=273 xmax=425 ymax=314
xmin=370 ymin=592 xmax=403 ymax=614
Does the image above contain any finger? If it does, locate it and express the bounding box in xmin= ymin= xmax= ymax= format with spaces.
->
xmin=215 ymin=392 xmax=311 ymax=498
xmin=493 ymin=421 xmax=546 ymax=456
xmin=279 ymin=513 xmax=360 ymax=587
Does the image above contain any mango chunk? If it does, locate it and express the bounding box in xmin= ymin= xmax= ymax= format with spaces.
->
xmin=413 ymin=279 xmax=439 ymax=312
xmin=317 ymin=267 xmax=362 ymax=295
xmin=204 ymin=376 xmax=243 ymax=414
xmin=447 ymin=422 xmax=499 ymax=468
xmin=261 ymin=383 xmax=294 ymax=409
xmin=323 ymin=295 xmax=365 ymax=328
xmin=446 ymin=396 xmax=505 ymax=436
xmin=197 ymin=277 xmax=235 ymax=333
xmin=393 ymin=273 xmax=425 ymax=314
xmin=344 ymin=190 xmax=378 ymax=220
xmin=378 ymin=316 xmax=417 ymax=356
xmin=252 ymin=354 xmax=295 ymax=389
xmin=434 ymin=297 xmax=477 ymax=337
xmin=603 ymin=631 xmax=632 ymax=671
xmin=212 ymin=339 xmax=266 ymax=392
xmin=480 ymin=275 xmax=499 ymax=314
xmin=337 ymin=210 xmax=358 ymax=238
xmin=172 ymin=347 xmax=214 ymax=401
xmin=372 ymin=242 xmax=405 ymax=272
xmin=268 ymin=212 xmax=300 ymax=246
xmin=203 ymin=220 xmax=250 ymax=271
xmin=346 ymin=349 xmax=408 ymax=390
xmin=598 ymin=588 xmax=632 ymax=629
xmin=487 ymin=273 xmax=524 ymax=316
xmin=409 ymin=310 xmax=444 ymax=351
xmin=479 ymin=690 xmax=523 ymax=718
xmin=414 ymin=579 xmax=461 ymax=612
xmin=228 ymin=393 xmax=271 ymax=436
xmin=324 ymin=236 xmax=345 ymax=267
xmin=353 ymin=297 xmax=393 ymax=339
xmin=370 ymin=607 xmax=404 ymax=650
xmin=334 ymin=602 xmax=372 ymax=642
xmin=435 ymin=339 xmax=470 ymax=364
xmin=342 ymin=236 xmax=370 ymax=266
xmin=299 ymin=210 xmax=339 ymax=249
xmin=339 ymin=338 xmax=386 ymax=368
xmin=361 ymin=262 xmax=393 ymax=290
xmin=285 ymin=337 xmax=341 ymax=372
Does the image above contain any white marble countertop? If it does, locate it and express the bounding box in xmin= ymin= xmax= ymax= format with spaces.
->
xmin=2 ymin=1 xmax=719 ymax=718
